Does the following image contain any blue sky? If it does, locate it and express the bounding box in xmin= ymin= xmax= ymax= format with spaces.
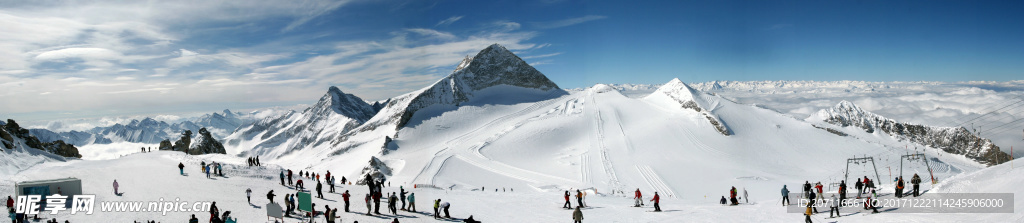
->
xmin=1 ymin=0 xmax=1023 ymax=122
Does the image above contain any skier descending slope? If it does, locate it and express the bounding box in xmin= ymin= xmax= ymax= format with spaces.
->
xmin=178 ymin=162 xmax=185 ymax=175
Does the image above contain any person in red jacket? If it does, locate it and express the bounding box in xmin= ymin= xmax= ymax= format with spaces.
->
xmin=342 ymin=190 xmax=351 ymax=212
xmin=634 ymin=189 xmax=644 ymax=207
xmin=650 ymin=192 xmax=661 ymax=212
xmin=6 ymin=196 xmax=13 ymax=209
xmin=563 ymin=191 xmax=572 ymax=209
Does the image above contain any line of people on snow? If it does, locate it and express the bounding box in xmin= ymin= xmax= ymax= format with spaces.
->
xmin=791 ymin=174 xmax=925 ymax=222
xmin=246 ymin=156 xmax=261 ymax=167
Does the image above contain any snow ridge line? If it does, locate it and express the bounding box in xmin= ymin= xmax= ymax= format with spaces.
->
xmin=635 ymin=165 xmax=676 ymax=198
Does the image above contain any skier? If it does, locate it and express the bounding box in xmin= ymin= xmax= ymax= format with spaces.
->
xmin=266 ymin=190 xmax=275 ymax=204
xmin=855 ymin=178 xmax=864 ymax=198
xmin=441 ymin=200 xmax=451 ymax=218
xmin=633 ymin=188 xmax=643 ymax=207
xmin=895 ymin=176 xmax=905 ymax=198
xmin=342 ymin=190 xmax=351 ymax=212
xmin=433 ymin=199 xmax=441 ymax=219
xmin=365 ymin=194 xmax=372 ymax=215
xmin=112 ymin=180 xmax=119 ymax=195
xmin=814 ymin=182 xmax=823 ymax=197
xmin=781 ymin=185 xmax=790 ymax=206
xmin=802 ymin=181 xmax=811 ymax=199
xmin=400 ymin=186 xmax=408 ymax=211
xmin=650 ymin=192 xmax=661 ymax=212
xmin=408 ymin=193 xmax=416 ymax=212
xmin=205 ymin=163 xmax=211 ymax=178
xmin=7 ymin=196 xmax=14 ymax=209
xmin=178 ymin=162 xmax=185 ymax=175
xmin=804 ymin=202 xmax=813 ymax=223
xmin=373 ymin=190 xmax=382 ymax=215
xmin=911 ymin=174 xmax=922 ymax=197
xmin=828 ymin=194 xmax=840 ymax=218
xmin=297 ymin=179 xmax=304 ymax=191
xmin=256 ymin=156 xmax=260 ymax=166
xmin=807 ymin=191 xmax=818 ymax=213
xmin=720 ymin=196 xmax=727 ymax=205
xmin=563 ymin=191 xmax=572 ymax=209
xmin=245 ymin=188 xmax=252 ymax=204
xmin=342 ymin=176 xmax=347 ymax=185
xmin=189 ymin=214 xmax=199 ymax=223
xmin=729 ymin=186 xmax=737 ymax=205
xmin=869 ymin=189 xmax=880 ymax=213
xmin=316 ymin=180 xmax=324 ymax=198
xmin=743 ymin=188 xmax=749 ymax=204
xmin=575 ymin=190 xmax=584 ymax=208
xmin=330 ymin=176 xmax=336 ymax=193
xmin=839 ymin=180 xmax=847 ymax=201
xmin=388 ymin=192 xmax=398 ymax=215
xmin=572 ymin=206 xmax=583 ymax=223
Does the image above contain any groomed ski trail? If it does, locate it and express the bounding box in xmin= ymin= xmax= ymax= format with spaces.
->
xmin=636 ymin=165 xmax=677 ymax=198
xmin=589 ymin=91 xmax=625 ymax=193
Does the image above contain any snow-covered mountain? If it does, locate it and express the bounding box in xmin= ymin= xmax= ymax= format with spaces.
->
xmin=28 ymin=109 xmax=253 ymax=146
xmin=644 ymin=78 xmax=730 ymax=135
xmin=224 ymin=86 xmax=376 ymax=157
xmin=1 ymin=119 xmax=81 ymax=158
xmin=807 ymin=101 xmax=1011 ymax=166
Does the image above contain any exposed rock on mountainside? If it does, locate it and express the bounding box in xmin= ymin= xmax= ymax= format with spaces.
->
xmin=1 ymin=119 xmax=82 ymax=158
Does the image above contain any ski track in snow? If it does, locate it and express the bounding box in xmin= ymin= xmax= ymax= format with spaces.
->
xmin=589 ymin=92 xmax=624 ymax=192
xmin=581 ymin=153 xmax=592 ymax=183
xmin=636 ymin=165 xmax=677 ymax=198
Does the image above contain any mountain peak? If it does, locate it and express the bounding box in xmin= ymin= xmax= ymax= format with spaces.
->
xmin=653 ymin=78 xmax=699 ymax=102
xmin=312 ymin=86 xmax=376 ymax=122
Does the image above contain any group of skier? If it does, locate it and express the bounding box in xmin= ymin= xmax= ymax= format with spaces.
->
xmin=794 ymin=175 xmax=931 ymax=222
xmin=246 ymin=156 xmax=260 ymax=167
xmin=200 ymin=161 xmax=224 ymax=178
xmin=895 ymin=174 xmax=923 ymax=198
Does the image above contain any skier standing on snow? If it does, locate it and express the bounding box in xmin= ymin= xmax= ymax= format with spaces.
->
xmin=828 ymin=194 xmax=840 ymax=218
xmin=855 ymin=178 xmax=864 ymax=198
xmin=433 ymin=199 xmax=441 ymax=219
xmin=112 ymin=180 xmax=119 ymax=195
xmin=720 ymin=196 xmax=727 ymax=205
xmin=408 ymin=193 xmax=416 ymax=212
xmin=803 ymin=181 xmax=811 ymax=199
xmin=895 ymin=176 xmax=905 ymax=198
xmin=634 ymin=188 xmax=643 ymax=207
xmin=807 ymin=191 xmax=818 ymax=213
xmin=912 ymin=174 xmax=922 ymax=197
xmin=373 ymin=190 xmax=382 ymax=215
xmin=781 ymin=185 xmax=790 ymax=206
xmin=650 ymin=192 xmax=661 ymax=212
xmin=266 ymin=190 xmax=275 ymax=204
xmin=330 ymin=176 xmax=336 ymax=193
xmin=572 ymin=206 xmax=583 ymax=223
xmin=178 ymin=162 xmax=185 ymax=175
xmin=576 ymin=190 xmax=584 ymax=208
xmin=400 ymin=187 xmax=408 ymax=211
xmin=563 ymin=191 xmax=572 ymax=209
xmin=342 ymin=190 xmax=351 ymax=212
xmin=839 ymin=180 xmax=847 ymax=201
xmin=316 ymin=180 xmax=324 ymax=198
xmin=246 ymin=188 xmax=252 ymax=204
xmin=288 ymin=169 xmax=293 ymax=186
xmin=869 ymin=189 xmax=880 ymax=213
xmin=256 ymin=156 xmax=260 ymax=166
xmin=814 ymin=182 xmax=823 ymax=197
xmin=388 ymin=192 xmax=398 ymax=215
xmin=804 ymin=202 xmax=813 ymax=223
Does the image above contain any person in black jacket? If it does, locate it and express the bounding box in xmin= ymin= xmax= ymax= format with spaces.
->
xmin=267 ymin=190 xmax=276 ymax=204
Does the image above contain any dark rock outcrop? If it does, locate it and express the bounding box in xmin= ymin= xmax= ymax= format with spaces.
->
xmin=1 ymin=119 xmax=82 ymax=158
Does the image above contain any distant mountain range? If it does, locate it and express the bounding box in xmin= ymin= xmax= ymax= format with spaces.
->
xmin=29 ymin=109 xmax=255 ymax=146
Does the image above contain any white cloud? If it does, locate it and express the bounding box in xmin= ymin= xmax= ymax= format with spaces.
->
xmin=406 ymin=28 xmax=457 ymax=40
xmin=534 ymin=15 xmax=607 ymax=29
xmin=520 ymin=52 xmax=562 ymax=59
xmin=436 ymin=16 xmax=464 ymax=26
